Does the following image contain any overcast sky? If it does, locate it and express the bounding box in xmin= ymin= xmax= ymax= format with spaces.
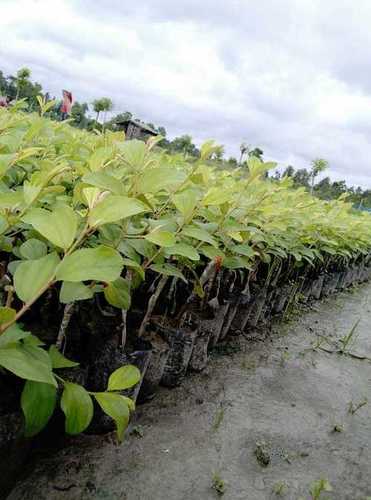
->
xmin=1 ymin=0 xmax=371 ymax=187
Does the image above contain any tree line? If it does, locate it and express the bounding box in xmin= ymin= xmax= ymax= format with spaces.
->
xmin=1 ymin=66 xmax=370 ymax=208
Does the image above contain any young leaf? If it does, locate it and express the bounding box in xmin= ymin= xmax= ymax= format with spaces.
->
xmin=172 ymin=190 xmax=199 ymax=221
xmin=21 ymin=380 xmax=57 ymax=437
xmin=182 ymin=225 xmax=218 ymax=247
xmin=136 ymin=166 xmax=186 ymax=194
xmin=164 ymin=243 xmax=200 ymax=261
xmin=223 ymin=256 xmax=251 ymax=269
xmin=14 ymin=252 xmax=60 ymax=303
xmin=119 ymin=139 xmax=147 ymax=169
xmin=0 ymin=153 xmax=16 ymax=177
xmin=59 ymin=281 xmax=94 ymax=303
xmin=56 ymin=246 xmax=123 ymax=283
xmin=144 ymin=230 xmax=176 ymax=247
xmin=0 ymin=344 xmax=57 ymax=386
xmin=230 ymin=243 xmax=256 ymax=257
xmin=104 ymin=277 xmax=131 ymax=309
xmin=0 ymin=307 xmax=16 ymax=325
xmin=150 ymin=263 xmax=187 ymax=283
xmin=122 ymin=258 xmax=145 ymax=279
xmin=22 ymin=205 xmax=78 ymax=250
xmin=82 ymin=171 xmax=124 ymax=195
xmin=107 ymin=365 xmax=141 ymax=391
xmin=89 ymin=195 xmax=148 ymax=227
xmin=48 ymin=345 xmax=79 ymax=369
xmin=202 ymin=187 xmax=233 ymax=206
xmin=0 ymin=323 xmax=30 ymax=348
xmin=19 ymin=238 xmax=48 ymax=260
xmin=94 ymin=392 xmax=130 ymax=442
xmin=61 ymin=382 xmax=94 ymax=434
xmin=199 ymin=245 xmax=226 ymax=260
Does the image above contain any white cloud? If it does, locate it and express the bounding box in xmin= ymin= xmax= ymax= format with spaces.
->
xmin=1 ymin=0 xmax=371 ymax=187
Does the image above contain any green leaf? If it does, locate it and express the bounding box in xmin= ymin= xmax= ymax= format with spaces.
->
xmin=0 ymin=344 xmax=57 ymax=386
xmin=0 ymin=214 xmax=8 ymax=234
xmin=0 ymin=323 xmax=30 ymax=348
xmin=137 ymin=166 xmax=186 ymax=194
xmin=56 ymin=246 xmax=123 ymax=283
xmin=14 ymin=252 xmax=60 ymax=303
xmin=182 ymin=225 xmax=218 ymax=247
xmin=203 ymin=187 xmax=233 ymax=206
xmin=107 ymin=365 xmax=141 ymax=391
xmin=48 ymin=345 xmax=79 ymax=369
xmin=150 ymin=263 xmax=187 ymax=283
xmin=164 ymin=243 xmax=200 ymax=261
xmin=119 ymin=140 xmax=147 ymax=169
xmin=127 ymin=239 xmax=156 ymax=259
xmin=144 ymin=230 xmax=176 ymax=247
xmin=59 ymin=281 xmax=94 ymax=303
xmin=89 ymin=195 xmax=148 ymax=227
xmin=61 ymin=382 xmax=94 ymax=434
xmin=94 ymin=392 xmax=130 ymax=442
xmin=82 ymin=171 xmax=124 ymax=195
xmin=104 ymin=277 xmax=131 ymax=309
xmin=0 ymin=306 xmax=16 ymax=325
xmin=230 ymin=243 xmax=256 ymax=258
xmin=172 ymin=189 xmax=199 ymax=221
xmin=122 ymin=258 xmax=145 ymax=279
xmin=22 ymin=205 xmax=78 ymax=250
xmin=223 ymin=256 xmax=251 ymax=269
xmin=0 ymin=153 xmax=16 ymax=177
xmin=199 ymin=245 xmax=226 ymax=260
xmin=21 ymin=380 xmax=57 ymax=437
xmin=19 ymin=238 xmax=48 ymax=260
xmin=23 ymin=181 xmax=42 ymax=205
xmin=7 ymin=260 xmax=22 ymax=275
xmin=88 ymin=145 xmax=114 ymax=171
xmin=0 ymin=191 xmax=24 ymax=210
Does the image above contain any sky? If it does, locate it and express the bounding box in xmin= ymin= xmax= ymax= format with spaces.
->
xmin=1 ymin=0 xmax=371 ymax=188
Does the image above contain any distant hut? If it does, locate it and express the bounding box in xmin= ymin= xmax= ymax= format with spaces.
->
xmin=116 ymin=118 xmax=158 ymax=140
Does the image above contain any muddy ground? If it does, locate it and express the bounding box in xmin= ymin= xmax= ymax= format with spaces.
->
xmin=8 ymin=283 xmax=371 ymax=500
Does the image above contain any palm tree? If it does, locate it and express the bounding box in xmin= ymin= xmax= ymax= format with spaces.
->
xmin=92 ymin=97 xmax=113 ymax=124
xmin=15 ymin=67 xmax=31 ymax=101
xmin=310 ymin=158 xmax=328 ymax=194
xmin=239 ymin=142 xmax=249 ymax=165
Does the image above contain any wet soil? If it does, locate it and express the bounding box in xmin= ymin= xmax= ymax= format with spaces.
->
xmin=8 ymin=284 xmax=371 ymax=500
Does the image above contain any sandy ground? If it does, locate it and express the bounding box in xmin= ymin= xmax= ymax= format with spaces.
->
xmin=8 ymin=284 xmax=371 ymax=500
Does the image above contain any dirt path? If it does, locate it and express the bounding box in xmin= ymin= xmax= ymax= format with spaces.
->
xmin=9 ymin=284 xmax=371 ymax=500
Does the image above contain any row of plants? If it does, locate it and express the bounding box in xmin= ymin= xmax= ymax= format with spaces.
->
xmin=1 ymin=101 xmax=371 ymax=445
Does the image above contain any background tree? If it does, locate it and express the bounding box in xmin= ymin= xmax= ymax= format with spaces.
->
xmin=92 ymin=97 xmax=113 ymax=123
xmin=239 ymin=142 xmax=249 ymax=165
xmin=105 ymin=111 xmax=133 ymax=131
xmin=227 ymin=157 xmax=238 ymax=167
xmin=282 ymin=165 xmax=295 ymax=178
xmin=15 ymin=67 xmax=31 ymax=101
xmin=71 ymin=102 xmax=90 ymax=128
xmin=310 ymin=158 xmax=328 ymax=194
xmin=212 ymin=145 xmax=225 ymax=161
xmin=248 ymin=147 xmax=264 ymax=160
xmin=169 ymin=135 xmax=199 ymax=157
xmin=293 ymin=168 xmax=311 ymax=188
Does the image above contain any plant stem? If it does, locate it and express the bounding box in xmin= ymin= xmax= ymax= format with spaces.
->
xmin=56 ymin=302 xmax=76 ymax=352
xmin=120 ymin=270 xmax=133 ymax=349
xmin=138 ymin=274 xmax=168 ymax=337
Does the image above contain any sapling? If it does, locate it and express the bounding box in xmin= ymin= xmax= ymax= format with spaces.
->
xmin=349 ymin=398 xmax=368 ymax=415
xmin=211 ymin=473 xmax=225 ymax=495
xmin=308 ymin=478 xmax=333 ymax=500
